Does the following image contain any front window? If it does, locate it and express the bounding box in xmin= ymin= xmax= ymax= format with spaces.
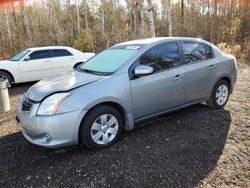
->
xmin=29 ymin=50 xmax=51 ymax=60
xmin=80 ymin=48 xmax=138 ymax=74
xmin=10 ymin=50 xmax=30 ymax=61
xmin=140 ymin=43 xmax=181 ymax=73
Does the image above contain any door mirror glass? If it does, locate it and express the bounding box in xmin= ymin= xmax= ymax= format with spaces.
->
xmin=134 ymin=65 xmax=153 ymax=76
xmin=24 ymin=56 xmax=30 ymax=61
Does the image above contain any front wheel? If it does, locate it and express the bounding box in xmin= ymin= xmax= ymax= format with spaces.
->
xmin=206 ymin=79 xmax=230 ymax=109
xmin=0 ymin=71 xmax=13 ymax=86
xmin=79 ymin=105 xmax=123 ymax=150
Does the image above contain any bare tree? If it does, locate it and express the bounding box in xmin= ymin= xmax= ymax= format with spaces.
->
xmin=12 ymin=4 xmax=20 ymax=49
xmin=181 ymin=0 xmax=185 ymax=36
xmin=76 ymin=0 xmax=80 ymax=34
xmin=210 ymin=0 xmax=217 ymax=42
xmin=0 ymin=0 xmax=249 ymax=63
xmin=52 ymin=0 xmax=59 ymax=44
xmin=147 ymin=0 xmax=156 ymax=37
xmin=83 ymin=1 xmax=89 ymax=31
xmin=101 ymin=0 xmax=110 ymax=47
xmin=166 ymin=0 xmax=173 ymax=37
xmin=4 ymin=8 xmax=12 ymax=49
xmin=125 ymin=0 xmax=137 ymax=39
xmin=132 ymin=1 xmax=137 ymax=39
xmin=138 ymin=0 xmax=145 ymax=38
xmin=101 ymin=1 xmax=105 ymax=34
xmin=22 ymin=9 xmax=33 ymax=43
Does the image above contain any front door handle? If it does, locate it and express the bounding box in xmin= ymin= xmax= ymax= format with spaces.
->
xmin=208 ymin=65 xmax=216 ymax=70
xmin=173 ymin=74 xmax=183 ymax=81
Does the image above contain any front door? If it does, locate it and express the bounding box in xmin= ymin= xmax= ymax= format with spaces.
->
xmin=19 ymin=50 xmax=52 ymax=82
xmin=130 ymin=42 xmax=185 ymax=120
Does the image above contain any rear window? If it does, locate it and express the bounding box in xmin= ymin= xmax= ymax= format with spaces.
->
xmin=53 ymin=49 xmax=72 ymax=57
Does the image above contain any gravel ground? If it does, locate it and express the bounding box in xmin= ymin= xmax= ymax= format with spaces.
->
xmin=0 ymin=65 xmax=249 ymax=188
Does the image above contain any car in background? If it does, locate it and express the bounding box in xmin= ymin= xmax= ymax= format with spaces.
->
xmin=0 ymin=46 xmax=95 ymax=85
xmin=16 ymin=37 xmax=237 ymax=149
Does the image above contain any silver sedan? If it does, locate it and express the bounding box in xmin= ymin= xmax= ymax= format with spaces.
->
xmin=16 ymin=37 xmax=237 ymax=149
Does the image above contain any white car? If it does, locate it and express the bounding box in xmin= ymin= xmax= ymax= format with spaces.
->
xmin=0 ymin=46 xmax=95 ymax=85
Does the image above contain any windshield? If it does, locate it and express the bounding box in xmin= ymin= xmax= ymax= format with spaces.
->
xmin=80 ymin=49 xmax=138 ymax=74
xmin=10 ymin=50 xmax=30 ymax=61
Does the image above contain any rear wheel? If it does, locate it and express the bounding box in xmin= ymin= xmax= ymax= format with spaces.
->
xmin=0 ymin=71 xmax=13 ymax=85
xmin=79 ymin=105 xmax=123 ymax=150
xmin=207 ymin=79 xmax=230 ymax=109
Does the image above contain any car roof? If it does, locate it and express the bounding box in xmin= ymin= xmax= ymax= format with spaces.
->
xmin=117 ymin=37 xmax=209 ymax=45
xmin=26 ymin=46 xmax=73 ymax=51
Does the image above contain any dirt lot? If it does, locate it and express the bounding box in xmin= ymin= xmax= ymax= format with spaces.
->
xmin=0 ymin=65 xmax=249 ymax=188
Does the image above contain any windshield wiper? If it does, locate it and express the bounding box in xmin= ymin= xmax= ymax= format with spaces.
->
xmin=78 ymin=68 xmax=109 ymax=76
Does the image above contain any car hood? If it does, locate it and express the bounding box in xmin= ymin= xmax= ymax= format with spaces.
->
xmin=0 ymin=60 xmax=12 ymax=65
xmin=25 ymin=70 xmax=106 ymax=102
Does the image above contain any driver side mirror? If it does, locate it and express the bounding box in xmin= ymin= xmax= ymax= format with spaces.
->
xmin=134 ymin=65 xmax=153 ymax=76
xmin=24 ymin=56 xmax=30 ymax=61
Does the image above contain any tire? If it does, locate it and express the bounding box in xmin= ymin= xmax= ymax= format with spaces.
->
xmin=79 ymin=105 xmax=123 ymax=150
xmin=0 ymin=71 xmax=13 ymax=85
xmin=206 ymin=79 xmax=230 ymax=109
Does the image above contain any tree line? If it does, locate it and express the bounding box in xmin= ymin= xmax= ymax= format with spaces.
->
xmin=0 ymin=0 xmax=249 ymax=62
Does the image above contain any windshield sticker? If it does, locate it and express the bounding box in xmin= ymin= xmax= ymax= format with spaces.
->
xmin=125 ymin=46 xmax=141 ymax=50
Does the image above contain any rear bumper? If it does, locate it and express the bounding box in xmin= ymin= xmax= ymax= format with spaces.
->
xmin=230 ymin=67 xmax=237 ymax=94
xmin=16 ymin=103 xmax=87 ymax=148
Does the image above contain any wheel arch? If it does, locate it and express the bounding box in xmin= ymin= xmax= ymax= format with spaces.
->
xmin=0 ymin=69 xmax=15 ymax=83
xmin=220 ymin=76 xmax=231 ymax=89
xmin=207 ymin=74 xmax=232 ymax=101
xmin=78 ymin=101 xmax=134 ymax=143
xmin=217 ymin=75 xmax=232 ymax=93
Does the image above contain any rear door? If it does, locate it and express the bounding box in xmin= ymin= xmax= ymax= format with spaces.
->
xmin=19 ymin=50 xmax=52 ymax=82
xmin=130 ymin=42 xmax=185 ymax=119
xmin=180 ymin=41 xmax=216 ymax=103
xmin=51 ymin=49 xmax=76 ymax=75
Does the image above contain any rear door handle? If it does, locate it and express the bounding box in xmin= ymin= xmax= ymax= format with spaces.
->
xmin=208 ymin=65 xmax=216 ymax=70
xmin=173 ymin=74 xmax=183 ymax=81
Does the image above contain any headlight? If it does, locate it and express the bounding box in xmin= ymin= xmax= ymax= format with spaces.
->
xmin=37 ymin=93 xmax=71 ymax=116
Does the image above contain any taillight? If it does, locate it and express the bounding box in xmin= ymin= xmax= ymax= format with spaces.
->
xmin=233 ymin=57 xmax=238 ymax=69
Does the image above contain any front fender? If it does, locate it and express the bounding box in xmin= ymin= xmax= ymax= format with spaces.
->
xmin=56 ymin=73 xmax=135 ymax=130
xmin=0 ymin=61 xmax=18 ymax=82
